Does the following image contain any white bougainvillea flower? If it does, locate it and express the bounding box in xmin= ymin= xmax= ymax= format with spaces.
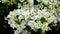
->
xmin=19 ymin=0 xmax=24 ymax=2
xmin=5 ymin=0 xmax=60 ymax=34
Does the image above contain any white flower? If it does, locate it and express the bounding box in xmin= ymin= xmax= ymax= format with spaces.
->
xmin=28 ymin=0 xmax=33 ymax=4
xmin=42 ymin=0 xmax=49 ymax=5
xmin=19 ymin=0 xmax=24 ymax=2
xmin=7 ymin=11 xmax=13 ymax=18
xmin=58 ymin=17 xmax=60 ymax=22
xmin=14 ymin=30 xmax=20 ymax=34
xmin=20 ymin=23 xmax=26 ymax=29
xmin=34 ymin=15 xmax=38 ymax=20
xmin=27 ymin=21 xmax=35 ymax=29
xmin=36 ymin=0 xmax=41 ymax=2
xmin=48 ymin=15 xmax=57 ymax=24
xmin=6 ymin=0 xmax=60 ymax=34
xmin=21 ymin=30 xmax=28 ymax=34
xmin=37 ymin=10 xmax=43 ymax=19
xmin=10 ymin=24 xmax=16 ymax=29
xmin=41 ymin=23 xmax=50 ymax=31
xmin=42 ymin=11 xmax=51 ymax=18
xmin=8 ymin=20 xmax=11 ymax=24
xmin=18 ymin=15 xmax=23 ymax=21
xmin=22 ymin=11 xmax=30 ymax=20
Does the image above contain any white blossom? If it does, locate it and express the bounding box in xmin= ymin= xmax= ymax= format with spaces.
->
xmin=21 ymin=30 xmax=28 ymax=34
xmin=5 ymin=0 xmax=60 ymax=34
xmin=19 ymin=0 xmax=24 ymax=2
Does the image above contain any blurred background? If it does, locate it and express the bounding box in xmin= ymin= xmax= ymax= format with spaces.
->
xmin=0 ymin=1 xmax=17 ymax=34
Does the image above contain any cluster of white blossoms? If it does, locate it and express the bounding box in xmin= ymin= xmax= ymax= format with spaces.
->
xmin=4 ymin=0 xmax=60 ymax=34
xmin=7 ymin=7 xmax=57 ymax=34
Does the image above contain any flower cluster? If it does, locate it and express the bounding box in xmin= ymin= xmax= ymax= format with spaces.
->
xmin=4 ymin=0 xmax=60 ymax=34
xmin=7 ymin=8 xmax=57 ymax=34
